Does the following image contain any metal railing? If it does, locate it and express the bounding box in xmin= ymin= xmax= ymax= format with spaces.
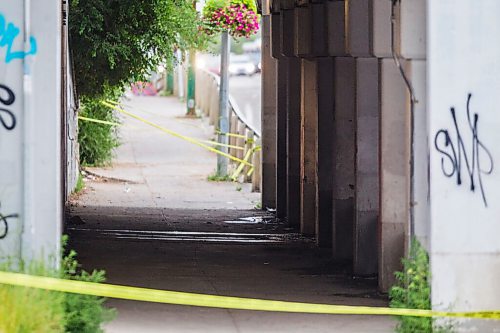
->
xmin=195 ymin=69 xmax=261 ymax=192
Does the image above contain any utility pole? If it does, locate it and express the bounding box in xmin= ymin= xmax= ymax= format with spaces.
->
xmin=217 ymin=31 xmax=230 ymax=176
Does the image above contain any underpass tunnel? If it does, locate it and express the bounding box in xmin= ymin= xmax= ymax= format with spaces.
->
xmin=64 ymin=0 xmax=426 ymax=330
xmin=258 ymin=0 xmax=427 ymax=293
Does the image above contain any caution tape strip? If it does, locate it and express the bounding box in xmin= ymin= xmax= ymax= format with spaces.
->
xmin=78 ymin=116 xmax=242 ymax=151
xmin=101 ymin=101 xmax=253 ymax=168
xmin=78 ymin=116 xmax=121 ymax=127
xmin=0 ymin=271 xmax=498 ymax=320
xmin=200 ymin=140 xmax=245 ymax=151
xmin=216 ymin=130 xmax=248 ymax=140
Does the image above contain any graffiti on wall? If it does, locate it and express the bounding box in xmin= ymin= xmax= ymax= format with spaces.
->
xmin=0 ymin=84 xmax=16 ymax=131
xmin=0 ymin=201 xmax=18 ymax=240
xmin=434 ymin=93 xmax=494 ymax=207
xmin=0 ymin=12 xmax=38 ymax=63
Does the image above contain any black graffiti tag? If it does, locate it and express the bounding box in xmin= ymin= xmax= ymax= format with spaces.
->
xmin=0 ymin=201 xmax=18 ymax=240
xmin=0 ymin=84 xmax=16 ymax=131
xmin=434 ymin=93 xmax=494 ymax=207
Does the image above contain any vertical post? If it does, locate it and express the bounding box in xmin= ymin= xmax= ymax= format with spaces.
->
xmin=186 ymin=50 xmax=196 ymax=115
xmin=217 ymin=31 xmax=230 ymax=176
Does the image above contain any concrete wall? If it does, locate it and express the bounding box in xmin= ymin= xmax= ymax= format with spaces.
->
xmin=0 ymin=0 xmax=62 ymax=264
xmin=428 ymin=1 xmax=500 ymax=330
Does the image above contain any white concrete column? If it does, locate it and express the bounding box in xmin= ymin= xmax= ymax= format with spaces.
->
xmin=428 ymin=1 xmax=500 ymax=330
xmin=0 ymin=0 xmax=62 ymax=265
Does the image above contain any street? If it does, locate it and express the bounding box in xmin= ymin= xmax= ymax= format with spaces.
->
xmin=229 ymin=74 xmax=261 ymax=135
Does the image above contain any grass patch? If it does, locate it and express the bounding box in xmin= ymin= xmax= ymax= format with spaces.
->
xmin=74 ymin=172 xmax=85 ymax=194
xmin=207 ymin=172 xmax=232 ymax=182
xmin=0 ymin=236 xmax=115 ymax=332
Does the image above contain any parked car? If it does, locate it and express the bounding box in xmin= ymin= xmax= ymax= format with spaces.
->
xmin=228 ymin=55 xmax=257 ymax=76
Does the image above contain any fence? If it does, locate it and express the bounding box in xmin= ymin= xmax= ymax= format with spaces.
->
xmin=195 ymin=69 xmax=261 ymax=192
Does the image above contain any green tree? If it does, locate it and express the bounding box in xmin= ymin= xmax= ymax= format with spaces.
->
xmin=70 ymin=0 xmax=205 ymax=98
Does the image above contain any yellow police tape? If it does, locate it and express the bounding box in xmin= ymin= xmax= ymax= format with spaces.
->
xmin=78 ymin=116 xmax=121 ymax=127
xmin=0 ymin=271 xmax=499 ymax=320
xmin=101 ymin=101 xmax=252 ymax=168
xmin=78 ymin=114 xmax=243 ymax=151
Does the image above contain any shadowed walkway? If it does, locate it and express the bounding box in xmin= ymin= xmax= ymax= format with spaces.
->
xmin=70 ymin=96 xmax=395 ymax=332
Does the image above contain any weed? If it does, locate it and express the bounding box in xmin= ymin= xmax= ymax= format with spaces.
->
xmin=74 ymin=172 xmax=85 ymax=194
xmin=390 ymin=239 xmax=453 ymax=333
xmin=207 ymin=172 xmax=232 ymax=182
xmin=235 ymin=185 xmax=242 ymax=192
xmin=254 ymin=201 xmax=262 ymax=209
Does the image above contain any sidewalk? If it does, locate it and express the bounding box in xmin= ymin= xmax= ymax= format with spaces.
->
xmin=71 ymin=95 xmax=396 ymax=332
xmin=80 ymin=95 xmax=260 ymax=210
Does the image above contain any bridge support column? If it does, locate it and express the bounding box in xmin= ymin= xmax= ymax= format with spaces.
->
xmin=378 ymin=58 xmax=410 ymax=291
xmin=261 ymin=15 xmax=278 ymax=209
xmin=300 ymin=59 xmax=317 ymax=235
xmin=354 ymin=57 xmax=380 ymax=275
xmin=316 ymin=57 xmax=334 ymax=247
xmin=332 ymin=56 xmax=356 ymax=262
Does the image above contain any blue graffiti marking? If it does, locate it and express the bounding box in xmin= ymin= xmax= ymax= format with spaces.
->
xmin=0 ymin=13 xmax=37 ymax=63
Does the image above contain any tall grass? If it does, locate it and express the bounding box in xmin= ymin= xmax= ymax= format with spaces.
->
xmin=0 ymin=237 xmax=115 ymax=332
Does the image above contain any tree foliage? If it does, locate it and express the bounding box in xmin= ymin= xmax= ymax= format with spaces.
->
xmin=69 ymin=0 xmax=205 ymax=98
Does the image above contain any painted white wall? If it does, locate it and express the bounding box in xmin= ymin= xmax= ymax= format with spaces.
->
xmin=428 ymin=0 xmax=500 ymax=330
xmin=0 ymin=0 xmax=61 ymax=266
xmin=0 ymin=2 xmax=25 ymax=261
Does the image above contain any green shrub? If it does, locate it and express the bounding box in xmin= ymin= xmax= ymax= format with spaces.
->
xmin=390 ymin=239 xmax=432 ymax=333
xmin=61 ymin=244 xmax=115 ymax=333
xmin=78 ymin=89 xmax=121 ymax=166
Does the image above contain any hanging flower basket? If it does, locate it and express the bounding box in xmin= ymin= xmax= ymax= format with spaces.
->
xmin=202 ymin=0 xmax=260 ymax=38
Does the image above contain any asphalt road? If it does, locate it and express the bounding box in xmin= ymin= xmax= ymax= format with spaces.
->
xmin=228 ymin=74 xmax=261 ymax=135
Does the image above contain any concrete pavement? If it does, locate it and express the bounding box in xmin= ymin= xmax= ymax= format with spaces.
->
xmin=70 ymin=95 xmax=395 ymax=332
xmin=82 ymin=95 xmax=260 ymax=209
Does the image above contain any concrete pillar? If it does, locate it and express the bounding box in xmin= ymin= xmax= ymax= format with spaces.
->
xmin=300 ymin=59 xmax=317 ymax=235
xmin=346 ymin=0 xmax=372 ymax=57
xmin=0 ymin=1 xmax=62 ymax=264
xmin=281 ymin=8 xmax=301 ymax=227
xmin=326 ymin=0 xmax=347 ymax=56
xmin=286 ymin=58 xmax=302 ymax=228
xmin=378 ymin=58 xmax=410 ymax=292
xmin=429 ymin=3 xmax=500 ymax=330
xmin=316 ymin=58 xmax=335 ymax=248
xmin=261 ymin=15 xmax=278 ymax=209
xmin=272 ymin=14 xmax=288 ymax=219
xmin=332 ymin=57 xmax=356 ymax=262
xmin=354 ymin=57 xmax=379 ymax=275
